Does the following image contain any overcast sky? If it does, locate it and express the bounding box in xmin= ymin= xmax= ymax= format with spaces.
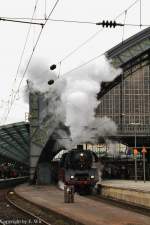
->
xmin=0 ymin=0 xmax=149 ymax=125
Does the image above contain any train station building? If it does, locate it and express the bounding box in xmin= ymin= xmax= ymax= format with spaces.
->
xmin=0 ymin=27 xmax=150 ymax=184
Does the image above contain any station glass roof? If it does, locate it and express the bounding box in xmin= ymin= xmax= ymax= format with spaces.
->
xmin=98 ymin=27 xmax=150 ymax=98
xmin=106 ymin=27 xmax=150 ymax=68
xmin=0 ymin=122 xmax=29 ymax=165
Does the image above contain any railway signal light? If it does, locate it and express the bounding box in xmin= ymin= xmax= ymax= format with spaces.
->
xmin=96 ymin=20 xmax=123 ymax=28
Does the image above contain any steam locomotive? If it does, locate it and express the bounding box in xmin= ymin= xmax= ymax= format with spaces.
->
xmin=59 ymin=145 xmax=99 ymax=194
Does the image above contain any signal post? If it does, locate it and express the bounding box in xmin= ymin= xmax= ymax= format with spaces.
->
xmin=133 ymin=148 xmax=138 ymax=182
xmin=142 ymin=147 xmax=147 ymax=183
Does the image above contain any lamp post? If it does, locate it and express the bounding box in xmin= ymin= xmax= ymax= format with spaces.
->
xmin=130 ymin=123 xmax=141 ymax=182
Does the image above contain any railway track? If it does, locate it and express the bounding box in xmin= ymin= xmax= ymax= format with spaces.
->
xmin=2 ymin=183 xmax=149 ymax=225
xmin=0 ymin=188 xmax=50 ymax=225
xmin=0 ymin=187 xmax=82 ymax=225
xmin=86 ymin=192 xmax=150 ymax=217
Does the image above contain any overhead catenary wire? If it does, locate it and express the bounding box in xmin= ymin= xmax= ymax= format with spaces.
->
xmin=5 ymin=0 xmax=142 ymax=88
xmin=122 ymin=10 xmax=127 ymax=43
xmin=140 ymin=0 xmax=142 ymax=28
xmin=9 ymin=0 xmax=40 ymax=102
xmin=61 ymin=20 xmax=149 ymax=82
xmin=1 ymin=0 xmax=40 ymax=124
xmin=1 ymin=0 xmax=40 ymax=125
xmin=3 ymin=0 xmax=61 ymax=124
xmin=48 ymin=0 xmax=143 ymax=68
xmin=57 ymin=0 xmax=145 ymax=79
xmin=124 ymin=23 xmax=149 ymax=27
xmin=45 ymin=0 xmax=47 ymax=19
xmin=115 ymin=0 xmax=140 ymax=19
xmin=2 ymin=17 xmax=150 ymax=27
xmin=1 ymin=0 xmax=145 ymax=72
xmin=0 ymin=17 xmax=44 ymax=26
xmin=16 ymin=0 xmax=61 ymax=90
xmin=2 ymin=0 xmax=144 ymax=124
xmin=1 ymin=17 xmax=102 ymax=25
xmin=62 ymin=52 xmax=105 ymax=78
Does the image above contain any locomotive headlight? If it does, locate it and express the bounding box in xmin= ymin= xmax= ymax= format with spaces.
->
xmin=70 ymin=175 xmax=74 ymax=179
xmin=90 ymin=175 xmax=95 ymax=179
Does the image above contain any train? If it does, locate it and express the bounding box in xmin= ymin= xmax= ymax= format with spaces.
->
xmin=58 ymin=145 xmax=99 ymax=194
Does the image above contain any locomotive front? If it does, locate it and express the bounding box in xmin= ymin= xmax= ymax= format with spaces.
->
xmin=59 ymin=146 xmax=99 ymax=194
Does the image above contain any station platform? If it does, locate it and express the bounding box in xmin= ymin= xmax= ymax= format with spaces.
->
xmin=0 ymin=177 xmax=28 ymax=188
xmin=100 ymin=180 xmax=150 ymax=209
xmin=15 ymin=183 xmax=150 ymax=225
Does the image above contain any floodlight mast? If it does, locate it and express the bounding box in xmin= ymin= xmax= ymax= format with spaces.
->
xmin=130 ymin=122 xmax=141 ymax=182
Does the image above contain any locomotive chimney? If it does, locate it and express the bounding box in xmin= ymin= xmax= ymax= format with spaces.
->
xmin=77 ymin=145 xmax=83 ymax=150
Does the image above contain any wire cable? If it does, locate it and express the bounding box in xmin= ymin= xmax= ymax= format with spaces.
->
xmin=4 ymin=31 xmax=43 ymax=123
xmin=2 ymin=17 xmax=150 ymax=27
xmin=63 ymin=51 xmax=105 ymax=77
xmin=122 ymin=10 xmax=127 ymax=43
xmin=49 ymin=0 xmax=142 ymax=67
xmin=2 ymin=0 xmax=143 ymax=123
xmin=16 ymin=0 xmax=61 ymax=90
xmin=4 ymin=0 xmax=61 ymax=124
xmin=125 ymin=23 xmax=149 ymax=27
xmin=0 ymin=0 xmax=145 ymax=86
xmin=6 ymin=0 xmax=40 ymax=124
xmin=1 ymin=0 xmax=40 ymax=125
xmin=44 ymin=0 xmax=47 ymax=19
xmin=115 ymin=0 xmax=140 ymax=19
xmin=0 ymin=17 xmax=44 ymax=26
xmin=140 ymin=0 xmax=142 ymax=28
xmin=59 ymin=0 xmax=144 ymax=80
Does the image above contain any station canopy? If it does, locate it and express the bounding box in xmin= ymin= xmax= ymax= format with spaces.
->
xmin=0 ymin=122 xmax=29 ymax=165
xmin=98 ymin=27 xmax=150 ymax=99
xmin=106 ymin=26 xmax=150 ymax=68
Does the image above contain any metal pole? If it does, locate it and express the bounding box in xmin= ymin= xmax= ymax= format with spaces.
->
xmin=143 ymin=153 xmax=146 ymax=183
xmin=134 ymin=129 xmax=137 ymax=182
xmin=135 ymin=156 xmax=137 ymax=182
xmin=135 ymin=130 xmax=136 ymax=148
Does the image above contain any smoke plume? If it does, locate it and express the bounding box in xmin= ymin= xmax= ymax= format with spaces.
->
xmin=26 ymin=57 xmax=121 ymax=148
xmin=60 ymin=57 xmax=121 ymax=146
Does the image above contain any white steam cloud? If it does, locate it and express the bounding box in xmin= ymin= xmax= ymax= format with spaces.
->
xmin=26 ymin=57 xmax=121 ymax=148
xmin=61 ymin=58 xmax=121 ymax=146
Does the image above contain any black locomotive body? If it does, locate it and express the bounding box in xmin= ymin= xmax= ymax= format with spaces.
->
xmin=59 ymin=147 xmax=99 ymax=194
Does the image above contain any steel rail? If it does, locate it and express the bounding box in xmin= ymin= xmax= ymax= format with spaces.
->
xmin=0 ymin=220 xmax=5 ymax=225
xmin=86 ymin=193 xmax=150 ymax=217
xmin=6 ymin=192 xmax=51 ymax=225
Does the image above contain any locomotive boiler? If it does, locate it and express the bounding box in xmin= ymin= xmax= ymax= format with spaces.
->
xmin=59 ymin=145 xmax=99 ymax=194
